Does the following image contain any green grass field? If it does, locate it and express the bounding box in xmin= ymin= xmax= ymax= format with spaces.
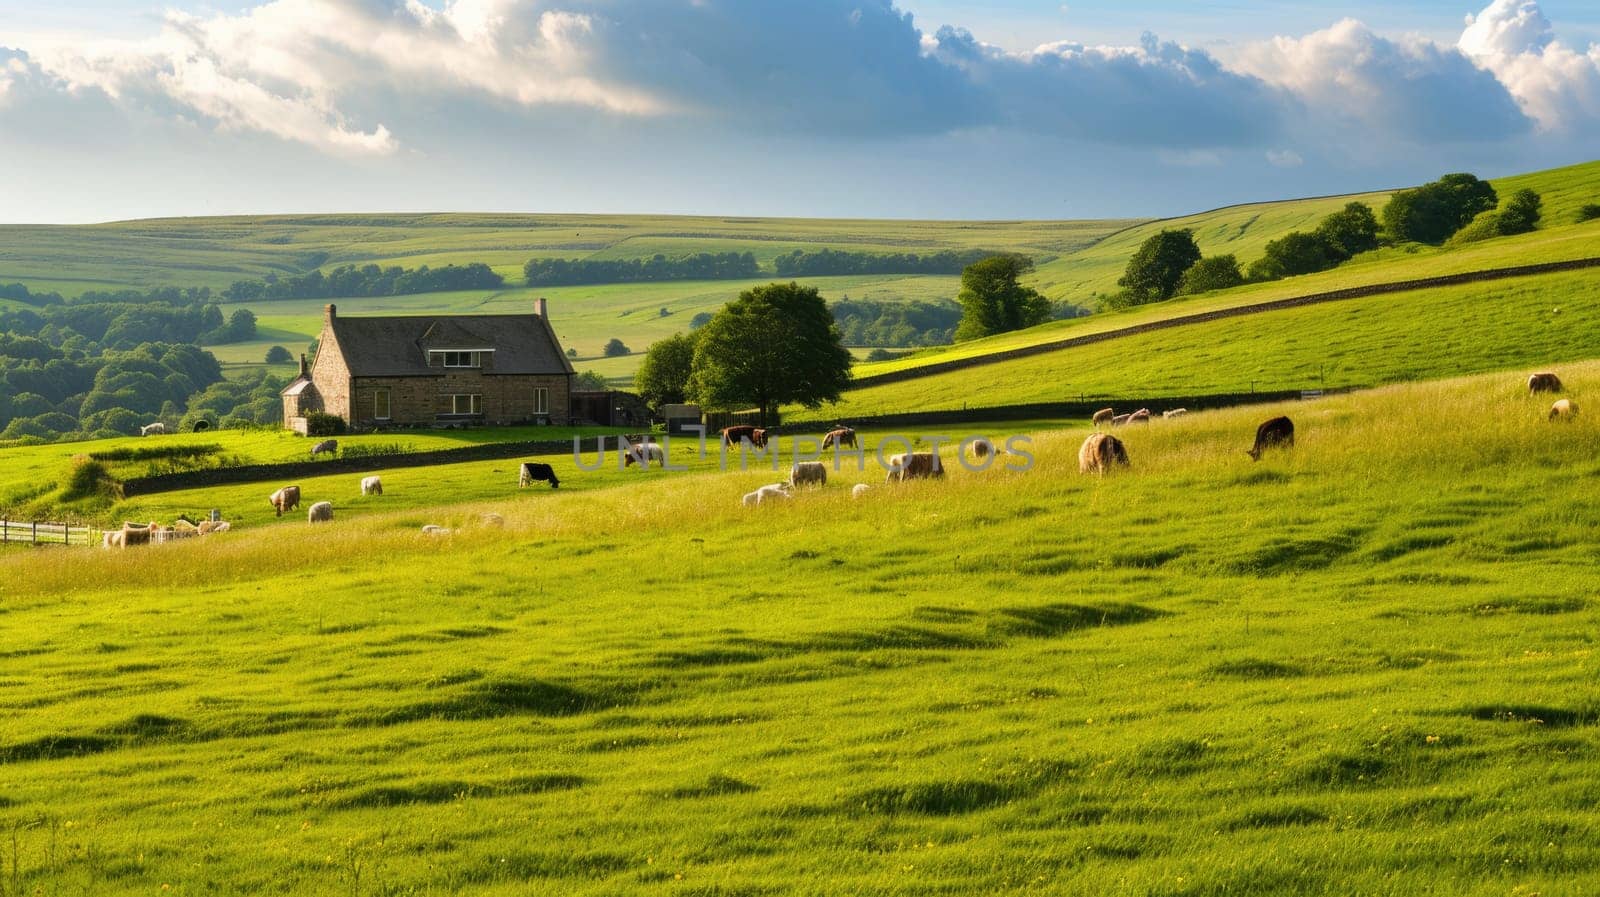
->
xmin=0 ymin=213 xmax=1129 ymax=296
xmin=805 ymin=266 xmax=1597 ymax=419
xmin=1029 ymin=157 xmax=1600 ymax=300
xmin=1 ymin=364 xmax=1598 ymax=894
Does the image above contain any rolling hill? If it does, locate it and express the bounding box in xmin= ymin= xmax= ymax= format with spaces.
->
xmin=2 ymin=365 xmax=1598 ymax=894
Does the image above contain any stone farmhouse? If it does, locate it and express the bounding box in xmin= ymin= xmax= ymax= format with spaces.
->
xmin=281 ymin=299 xmax=574 ymax=432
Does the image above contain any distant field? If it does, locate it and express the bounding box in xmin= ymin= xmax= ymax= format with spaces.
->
xmin=2 ymin=366 xmax=1599 ymax=894
xmin=0 ymin=213 xmax=1130 ymax=296
xmin=1031 ymin=157 xmax=1600 ymax=301
xmin=798 ymin=267 xmax=1598 ymax=419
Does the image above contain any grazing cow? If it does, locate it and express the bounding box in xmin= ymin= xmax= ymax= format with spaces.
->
xmin=1246 ymin=416 xmax=1295 ymax=461
xmin=1128 ymin=408 xmax=1152 ymax=424
xmin=1528 ymin=372 xmax=1564 ymax=394
xmin=269 ymin=485 xmax=301 ymax=517
xmin=310 ymin=439 xmax=339 ymax=458
xmin=790 ymin=461 xmax=828 ymax=488
xmin=1111 ymin=414 xmax=1133 ymax=427
xmin=624 ymin=442 xmax=666 ymax=467
xmin=1078 ymin=433 xmax=1129 ymax=475
xmin=361 ymin=475 xmax=383 ymax=496
xmin=140 ymin=422 xmax=166 ymax=437
xmin=307 ymin=501 xmax=333 ymax=523
xmin=885 ymin=452 xmax=943 ymax=483
xmin=851 ymin=483 xmax=871 ymax=500
xmin=518 ymin=462 xmax=561 ymax=489
xmin=969 ymin=437 xmax=996 ymax=459
xmin=750 ymin=428 xmax=770 ymax=449
xmin=721 ymin=425 xmax=757 ymax=446
xmin=1163 ymin=408 xmax=1188 ymax=419
xmin=1549 ymin=399 xmax=1578 ymax=421
xmin=822 ymin=427 xmax=857 ymax=449
xmin=1092 ymin=408 xmax=1115 ymax=428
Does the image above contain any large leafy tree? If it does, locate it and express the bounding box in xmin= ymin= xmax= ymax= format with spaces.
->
xmin=689 ymin=282 xmax=852 ymax=425
xmin=953 ymin=255 xmax=1052 ymax=341
xmin=1247 ymin=232 xmax=1340 ymax=281
xmin=634 ymin=331 xmax=699 ymax=408
xmin=1314 ymin=202 xmax=1381 ymax=259
xmin=1381 ymin=173 xmax=1498 ymax=244
xmin=1118 ymin=229 xmax=1202 ymax=303
xmin=1178 ymin=255 xmax=1245 ymax=295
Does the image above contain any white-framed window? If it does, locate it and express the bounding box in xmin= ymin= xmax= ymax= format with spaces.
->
xmin=432 ymin=350 xmax=486 ymax=368
xmin=374 ymin=388 xmax=391 ymax=420
xmin=446 ymin=394 xmax=482 ymax=415
xmin=533 ymin=387 xmax=549 ymax=415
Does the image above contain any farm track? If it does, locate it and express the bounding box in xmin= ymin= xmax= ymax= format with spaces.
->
xmin=850 ymin=256 xmax=1600 ymax=390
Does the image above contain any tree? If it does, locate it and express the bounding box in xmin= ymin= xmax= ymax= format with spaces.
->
xmin=865 ymin=348 xmax=896 ymax=362
xmin=952 ymin=255 xmax=1052 ymax=341
xmin=689 ymin=282 xmax=852 ymax=425
xmin=573 ymin=370 xmax=609 ymax=391
xmin=566 ymin=347 xmax=579 ymax=359
xmin=689 ymin=312 xmax=714 ymax=330
xmin=1247 ymin=232 xmax=1338 ymax=281
xmin=1314 ymin=202 xmax=1381 ymax=259
xmin=1499 ymin=189 xmax=1542 ymax=235
xmin=1118 ymin=229 xmax=1202 ymax=304
xmin=634 ymin=332 xmax=699 ymax=408
xmin=1381 ymin=173 xmax=1498 ymax=244
xmin=227 ymin=308 xmax=257 ymax=342
xmin=265 ymin=345 xmax=292 ymax=364
xmin=1577 ymin=203 xmax=1600 ymax=223
xmin=1178 ymin=255 xmax=1245 ymax=295
xmin=603 ymin=338 xmax=631 ymax=357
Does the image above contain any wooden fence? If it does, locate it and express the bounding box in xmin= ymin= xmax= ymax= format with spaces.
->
xmin=0 ymin=519 xmax=99 ymax=547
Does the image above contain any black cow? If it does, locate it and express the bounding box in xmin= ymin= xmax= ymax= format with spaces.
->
xmin=1246 ymin=416 xmax=1295 ymax=461
xmin=519 ymin=462 xmax=561 ymax=489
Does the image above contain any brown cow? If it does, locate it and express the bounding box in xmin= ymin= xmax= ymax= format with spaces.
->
xmin=269 ymin=485 xmax=301 ymax=517
xmin=1078 ymin=433 xmax=1128 ymax=475
xmin=1246 ymin=416 xmax=1295 ymax=461
xmin=721 ymin=425 xmax=757 ymax=446
xmin=822 ymin=427 xmax=856 ymax=449
xmin=1549 ymin=399 xmax=1578 ymax=421
xmin=885 ymin=452 xmax=943 ymax=482
xmin=1528 ymin=372 xmax=1564 ymax=394
xmin=1092 ymin=408 xmax=1115 ymax=428
xmin=750 ymin=428 xmax=769 ymax=449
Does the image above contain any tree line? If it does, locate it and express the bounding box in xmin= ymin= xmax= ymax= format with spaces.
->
xmin=222 ymin=263 xmax=503 ymax=301
xmin=772 ymin=248 xmax=995 ymax=277
xmin=1112 ymin=172 xmax=1549 ymax=309
xmin=524 ymin=252 xmax=759 ymax=286
xmin=0 ymin=287 xmax=276 ymax=443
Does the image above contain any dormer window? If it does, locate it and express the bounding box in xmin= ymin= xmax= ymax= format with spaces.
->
xmin=430 ymin=349 xmax=490 ymax=368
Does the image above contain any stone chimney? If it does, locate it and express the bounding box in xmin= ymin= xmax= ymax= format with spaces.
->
xmin=298 ymin=353 xmax=309 ymax=378
xmin=534 ymin=297 xmax=547 ymax=318
xmin=325 ymin=303 xmax=337 ymax=322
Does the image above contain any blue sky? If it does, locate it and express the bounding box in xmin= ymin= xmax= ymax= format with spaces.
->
xmin=0 ymin=0 xmax=1597 ymax=222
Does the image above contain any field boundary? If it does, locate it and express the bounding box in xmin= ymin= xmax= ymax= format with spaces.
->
xmin=853 ymin=256 xmax=1600 ymax=389
xmin=119 ymin=436 xmax=612 ymax=497
xmin=776 ymin=389 xmax=1325 ymax=432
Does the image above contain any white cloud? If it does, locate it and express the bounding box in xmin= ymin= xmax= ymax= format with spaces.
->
xmin=3 ymin=0 xmax=1597 ymax=161
xmin=1458 ymin=0 xmax=1600 ymax=134
xmin=1232 ymin=17 xmax=1530 ymax=142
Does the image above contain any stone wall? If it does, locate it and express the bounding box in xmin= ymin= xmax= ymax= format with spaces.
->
xmin=310 ymin=320 xmax=351 ymax=419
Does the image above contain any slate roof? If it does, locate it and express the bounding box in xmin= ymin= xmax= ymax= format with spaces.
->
xmin=328 ymin=313 xmax=574 ymax=377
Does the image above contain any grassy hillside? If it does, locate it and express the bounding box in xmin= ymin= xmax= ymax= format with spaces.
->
xmin=1 ymin=365 xmax=1598 ymax=894
xmin=0 ymin=213 xmax=1130 ymax=297
xmin=804 ymin=266 xmax=1595 ymax=419
xmin=1030 ymin=157 xmax=1600 ymax=302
